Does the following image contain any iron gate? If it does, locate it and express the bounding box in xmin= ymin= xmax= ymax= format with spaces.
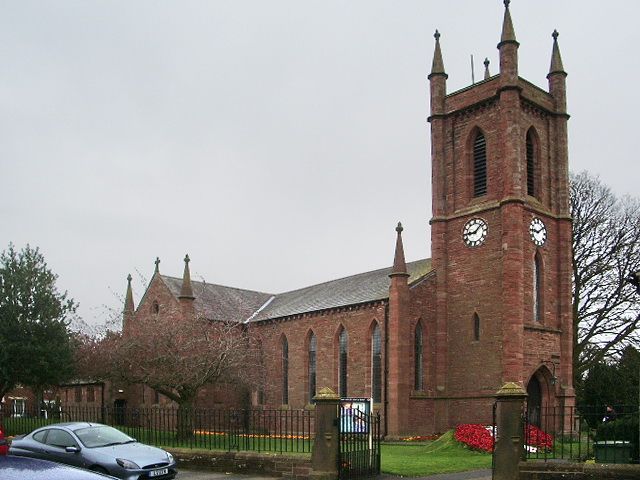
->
xmin=338 ymin=406 xmax=381 ymax=480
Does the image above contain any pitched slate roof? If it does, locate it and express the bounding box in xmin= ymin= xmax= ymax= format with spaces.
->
xmin=162 ymin=276 xmax=273 ymax=323
xmin=162 ymin=258 xmax=432 ymax=323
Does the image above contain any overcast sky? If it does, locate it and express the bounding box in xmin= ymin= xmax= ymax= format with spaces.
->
xmin=2 ymin=1 xmax=638 ymax=327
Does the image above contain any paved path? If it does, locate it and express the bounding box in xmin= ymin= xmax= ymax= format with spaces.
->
xmin=179 ymin=470 xmax=492 ymax=480
xmin=178 ymin=471 xmax=279 ymax=480
xmin=404 ymin=470 xmax=492 ymax=479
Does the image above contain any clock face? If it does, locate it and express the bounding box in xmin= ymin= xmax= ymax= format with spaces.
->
xmin=462 ymin=218 xmax=488 ymax=247
xmin=529 ymin=217 xmax=547 ymax=246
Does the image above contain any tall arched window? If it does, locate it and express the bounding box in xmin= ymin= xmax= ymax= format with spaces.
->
xmin=281 ymin=336 xmax=289 ymax=405
xmin=526 ymin=129 xmax=537 ymax=197
xmin=473 ymin=313 xmax=480 ymax=341
xmin=533 ymin=254 xmax=542 ymax=322
xmin=473 ymin=131 xmax=487 ymax=197
xmin=308 ymin=332 xmax=317 ymax=403
xmin=414 ymin=321 xmax=424 ymax=391
xmin=371 ymin=323 xmax=382 ymax=403
xmin=339 ymin=328 xmax=348 ymax=397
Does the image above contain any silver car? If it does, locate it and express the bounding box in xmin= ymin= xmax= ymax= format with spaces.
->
xmin=9 ymin=422 xmax=177 ymax=480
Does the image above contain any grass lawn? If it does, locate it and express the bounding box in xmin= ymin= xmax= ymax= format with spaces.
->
xmin=381 ymin=431 xmax=492 ymax=476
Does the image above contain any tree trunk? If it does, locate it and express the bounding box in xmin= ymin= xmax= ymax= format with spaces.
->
xmin=176 ymin=399 xmax=195 ymax=442
xmin=34 ymin=387 xmax=44 ymax=419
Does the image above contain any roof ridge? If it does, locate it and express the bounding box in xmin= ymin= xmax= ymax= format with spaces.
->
xmin=161 ymin=258 xmax=431 ymax=304
xmin=269 ymin=258 xmax=429 ymax=296
xmin=161 ymin=274 xmax=274 ymax=296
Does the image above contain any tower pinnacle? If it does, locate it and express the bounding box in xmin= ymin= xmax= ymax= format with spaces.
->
xmin=549 ymin=30 xmax=565 ymax=75
xmin=124 ymin=273 xmax=134 ymax=314
xmin=429 ymin=30 xmax=446 ymax=78
xmin=179 ymin=254 xmax=195 ymax=300
xmin=499 ymin=0 xmax=518 ymax=46
xmin=390 ymin=222 xmax=409 ymax=277
xmin=497 ymin=0 xmax=519 ymax=84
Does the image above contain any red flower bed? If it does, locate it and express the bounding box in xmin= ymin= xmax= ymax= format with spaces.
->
xmin=454 ymin=424 xmax=494 ymax=452
xmin=525 ymin=424 xmax=553 ymax=450
xmin=454 ymin=424 xmax=553 ymax=452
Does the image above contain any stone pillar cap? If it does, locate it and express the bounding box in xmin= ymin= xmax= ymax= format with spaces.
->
xmin=496 ymin=381 xmax=527 ymax=397
xmin=313 ymin=387 xmax=340 ymax=401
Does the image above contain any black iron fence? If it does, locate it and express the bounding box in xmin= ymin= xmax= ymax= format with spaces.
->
xmin=525 ymin=404 xmax=640 ymax=464
xmin=338 ymin=407 xmax=381 ymax=480
xmin=2 ymin=405 xmax=314 ymax=454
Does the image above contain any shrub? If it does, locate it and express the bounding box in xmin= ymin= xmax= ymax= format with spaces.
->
xmin=595 ymin=416 xmax=639 ymax=461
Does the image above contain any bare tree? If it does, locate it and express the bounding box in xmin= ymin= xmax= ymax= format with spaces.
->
xmin=571 ymin=171 xmax=640 ymax=380
xmin=79 ymin=298 xmax=263 ymax=440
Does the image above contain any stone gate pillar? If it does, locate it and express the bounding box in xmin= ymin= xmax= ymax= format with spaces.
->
xmin=311 ymin=387 xmax=340 ymax=480
xmin=494 ymin=382 xmax=527 ymax=480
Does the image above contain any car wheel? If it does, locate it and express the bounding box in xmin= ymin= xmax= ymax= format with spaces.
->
xmin=90 ymin=465 xmax=109 ymax=475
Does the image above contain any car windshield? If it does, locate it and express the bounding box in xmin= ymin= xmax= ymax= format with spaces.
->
xmin=74 ymin=426 xmax=135 ymax=448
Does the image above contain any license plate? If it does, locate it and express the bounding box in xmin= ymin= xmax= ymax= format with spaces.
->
xmin=149 ymin=468 xmax=169 ymax=477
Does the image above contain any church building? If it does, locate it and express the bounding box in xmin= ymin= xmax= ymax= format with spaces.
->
xmin=121 ymin=2 xmax=574 ymax=437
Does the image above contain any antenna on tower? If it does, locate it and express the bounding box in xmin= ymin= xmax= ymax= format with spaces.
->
xmin=470 ymin=54 xmax=475 ymax=84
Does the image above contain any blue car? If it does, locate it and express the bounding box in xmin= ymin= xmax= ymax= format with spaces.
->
xmin=0 ymin=455 xmax=118 ymax=480
xmin=9 ymin=422 xmax=177 ymax=480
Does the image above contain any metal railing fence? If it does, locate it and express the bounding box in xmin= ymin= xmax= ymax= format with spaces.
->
xmin=525 ymin=404 xmax=639 ymax=464
xmin=1 ymin=405 xmax=313 ymax=454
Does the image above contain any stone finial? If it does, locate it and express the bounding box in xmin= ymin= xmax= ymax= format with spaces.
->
xmin=390 ymin=222 xmax=409 ymax=278
xmin=483 ymin=58 xmax=491 ymax=79
xmin=124 ymin=273 xmax=135 ymax=316
xmin=430 ymin=29 xmax=446 ymax=76
xmin=549 ymin=29 xmax=565 ymax=75
xmin=499 ymin=0 xmax=517 ymax=45
xmin=154 ymin=257 xmax=160 ymax=274
xmin=179 ymin=253 xmax=195 ymax=300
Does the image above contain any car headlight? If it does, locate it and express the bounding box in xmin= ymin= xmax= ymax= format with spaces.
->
xmin=166 ymin=452 xmax=174 ymax=463
xmin=116 ymin=458 xmax=140 ymax=469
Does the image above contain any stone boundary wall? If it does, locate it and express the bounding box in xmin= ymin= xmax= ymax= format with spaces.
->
xmin=519 ymin=461 xmax=640 ymax=480
xmin=168 ymin=449 xmax=312 ymax=479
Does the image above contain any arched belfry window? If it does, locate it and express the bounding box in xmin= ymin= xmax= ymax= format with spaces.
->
xmin=526 ymin=128 xmax=538 ymax=198
xmin=281 ymin=335 xmax=289 ymax=405
xmin=414 ymin=321 xmax=424 ymax=391
xmin=473 ymin=313 xmax=480 ymax=341
xmin=533 ymin=253 xmax=543 ymax=322
xmin=308 ymin=332 xmax=317 ymax=403
xmin=473 ymin=131 xmax=487 ymax=197
xmin=371 ymin=322 xmax=382 ymax=403
xmin=338 ymin=328 xmax=348 ymax=397
xmin=152 ymin=300 xmax=159 ymax=314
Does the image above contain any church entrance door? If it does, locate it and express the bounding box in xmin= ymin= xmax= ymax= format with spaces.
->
xmin=526 ymin=376 xmax=542 ymax=428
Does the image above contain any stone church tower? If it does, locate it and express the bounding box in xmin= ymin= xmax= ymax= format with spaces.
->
xmin=428 ymin=0 xmax=574 ymax=429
